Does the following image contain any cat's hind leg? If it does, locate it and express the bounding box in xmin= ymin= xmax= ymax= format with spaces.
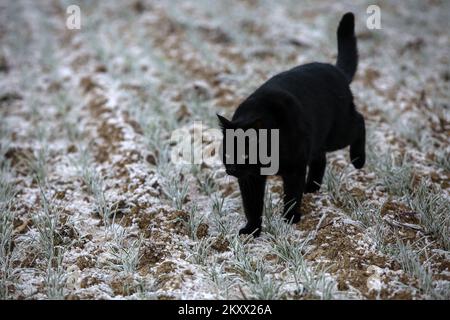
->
xmin=282 ymin=165 xmax=307 ymax=224
xmin=350 ymin=112 xmax=366 ymax=169
xmin=305 ymin=153 xmax=326 ymax=193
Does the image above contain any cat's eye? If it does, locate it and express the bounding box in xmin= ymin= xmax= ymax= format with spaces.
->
xmin=242 ymin=154 xmax=249 ymax=160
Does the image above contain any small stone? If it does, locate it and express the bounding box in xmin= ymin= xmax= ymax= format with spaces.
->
xmin=146 ymin=154 xmax=156 ymax=165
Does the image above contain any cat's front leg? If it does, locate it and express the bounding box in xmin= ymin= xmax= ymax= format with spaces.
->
xmin=305 ymin=153 xmax=326 ymax=193
xmin=282 ymin=165 xmax=307 ymax=224
xmin=238 ymin=175 xmax=267 ymax=237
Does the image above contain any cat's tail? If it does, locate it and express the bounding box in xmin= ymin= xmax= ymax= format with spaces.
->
xmin=336 ymin=12 xmax=358 ymax=83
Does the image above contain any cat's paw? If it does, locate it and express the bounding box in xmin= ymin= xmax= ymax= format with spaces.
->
xmin=283 ymin=213 xmax=301 ymax=224
xmin=351 ymin=156 xmax=365 ymax=169
xmin=305 ymin=183 xmax=321 ymax=193
xmin=239 ymin=225 xmax=261 ymax=237
xmin=350 ymin=143 xmax=365 ymax=169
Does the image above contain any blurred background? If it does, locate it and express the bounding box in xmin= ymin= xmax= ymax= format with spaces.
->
xmin=0 ymin=0 xmax=448 ymax=300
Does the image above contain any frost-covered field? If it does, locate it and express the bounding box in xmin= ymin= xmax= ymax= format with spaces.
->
xmin=0 ymin=0 xmax=449 ymax=300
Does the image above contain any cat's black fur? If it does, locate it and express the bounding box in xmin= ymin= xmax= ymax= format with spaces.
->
xmin=218 ymin=13 xmax=365 ymax=237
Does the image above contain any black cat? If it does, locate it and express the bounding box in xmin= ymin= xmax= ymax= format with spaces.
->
xmin=218 ymin=13 xmax=365 ymax=237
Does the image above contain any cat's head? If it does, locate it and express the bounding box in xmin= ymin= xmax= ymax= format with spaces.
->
xmin=217 ymin=114 xmax=264 ymax=178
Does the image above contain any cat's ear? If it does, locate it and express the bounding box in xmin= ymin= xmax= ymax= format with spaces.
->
xmin=217 ymin=114 xmax=232 ymax=129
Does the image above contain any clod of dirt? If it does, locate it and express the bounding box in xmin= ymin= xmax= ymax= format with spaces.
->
xmin=127 ymin=118 xmax=144 ymax=135
xmin=211 ymin=236 xmax=229 ymax=252
xmin=349 ymin=187 xmax=366 ymax=200
xmin=70 ymin=53 xmax=92 ymax=71
xmin=14 ymin=252 xmax=37 ymax=268
xmin=47 ymin=80 xmax=62 ymax=93
xmin=361 ymin=68 xmax=381 ymax=88
xmin=13 ymin=218 xmax=30 ymax=235
xmin=300 ymin=193 xmax=315 ymax=215
xmin=167 ymin=210 xmax=189 ymax=234
xmin=221 ymin=183 xmax=236 ymax=197
xmin=264 ymin=253 xmax=278 ymax=262
xmin=55 ymin=223 xmax=79 ymax=246
xmin=196 ymin=223 xmax=209 ymax=239
xmin=198 ymin=25 xmax=232 ymax=44
xmin=156 ymin=261 xmax=176 ymax=275
xmin=136 ymin=212 xmax=154 ymax=238
xmin=112 ymin=199 xmax=130 ymax=216
xmin=184 ymin=81 xmax=213 ymax=101
xmin=287 ymin=38 xmax=310 ymax=48
xmin=0 ymin=53 xmax=9 ymax=72
xmin=86 ymin=95 xmax=109 ymax=117
xmin=97 ymin=120 xmax=124 ymax=146
xmin=4 ymin=147 xmax=30 ymax=167
xmin=80 ymin=276 xmax=101 ymax=289
xmin=175 ymin=104 xmax=191 ymax=122
xmin=67 ymin=144 xmax=77 ymax=153
xmin=158 ymin=295 xmax=176 ymax=300
xmin=337 ymin=278 xmax=349 ymax=291
xmin=138 ymin=242 xmax=165 ymax=270
xmin=95 ymin=64 xmax=108 ymax=73
xmin=390 ymin=291 xmax=414 ymax=300
xmin=80 ymin=76 xmax=103 ymax=94
xmin=76 ymin=255 xmax=96 ymax=270
xmin=110 ymin=275 xmax=139 ymax=296
xmin=250 ymin=48 xmax=276 ymax=59
xmin=270 ymin=184 xmax=283 ymax=195
xmin=0 ymin=92 xmax=22 ymax=105
xmin=183 ymin=269 xmax=194 ymax=276
xmin=240 ymin=19 xmax=266 ymax=35
xmin=55 ymin=190 xmax=66 ymax=200
xmin=132 ymin=1 xmax=148 ymax=14
xmin=155 ymin=274 xmax=182 ymax=291
xmin=119 ymin=84 xmax=148 ymax=99
xmin=400 ymin=37 xmax=425 ymax=55
xmin=380 ymin=198 xmax=418 ymax=224
xmin=146 ymin=153 xmax=157 ymax=165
